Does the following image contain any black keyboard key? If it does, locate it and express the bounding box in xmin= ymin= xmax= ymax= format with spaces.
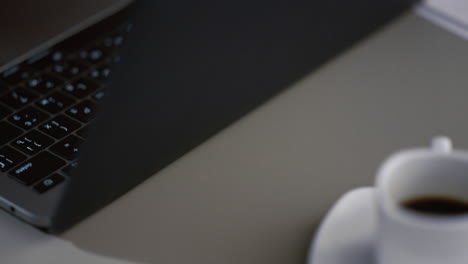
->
xmin=0 ymin=122 xmax=22 ymax=146
xmin=79 ymin=46 xmax=108 ymax=63
xmin=36 ymin=92 xmax=75 ymax=114
xmin=63 ymin=79 xmax=99 ymax=99
xmin=12 ymin=130 xmax=54 ymax=155
xmin=93 ymin=90 xmax=105 ymax=101
xmin=110 ymin=55 xmax=121 ymax=64
xmin=0 ymin=146 xmax=26 ymax=172
xmin=34 ymin=173 xmax=65 ymax=193
xmin=0 ymin=104 xmax=12 ymax=119
xmin=52 ymin=60 xmax=88 ymax=79
xmin=0 ymin=66 xmax=35 ymax=85
xmin=125 ymin=23 xmax=133 ymax=33
xmin=50 ymin=135 xmax=83 ymax=160
xmin=66 ymin=100 xmax=96 ymax=122
xmin=40 ymin=115 xmax=80 ymax=139
xmin=10 ymin=151 xmax=66 ymax=185
xmin=8 ymin=106 xmax=49 ymax=130
xmin=1 ymin=88 xmax=38 ymax=109
xmin=50 ymin=50 xmax=65 ymax=62
xmin=0 ymin=83 xmax=9 ymax=96
xmin=102 ymin=33 xmax=125 ymax=49
xmin=88 ymin=65 xmax=111 ymax=82
xmin=62 ymin=160 xmax=79 ymax=176
xmin=112 ymin=34 xmax=125 ymax=47
xmin=26 ymin=74 xmax=64 ymax=94
xmin=102 ymin=37 xmax=115 ymax=49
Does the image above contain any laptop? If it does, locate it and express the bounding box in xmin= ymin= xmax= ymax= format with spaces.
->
xmin=0 ymin=0 xmax=416 ymax=233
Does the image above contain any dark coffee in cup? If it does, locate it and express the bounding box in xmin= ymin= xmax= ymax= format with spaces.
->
xmin=401 ymin=196 xmax=468 ymax=216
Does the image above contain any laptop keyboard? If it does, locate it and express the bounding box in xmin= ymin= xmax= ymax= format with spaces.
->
xmin=0 ymin=19 xmax=131 ymax=193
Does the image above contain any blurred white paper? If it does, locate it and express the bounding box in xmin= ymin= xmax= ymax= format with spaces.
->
xmin=0 ymin=211 xmax=142 ymax=264
xmin=416 ymin=0 xmax=468 ymax=41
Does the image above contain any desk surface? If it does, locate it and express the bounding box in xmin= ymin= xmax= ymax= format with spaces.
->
xmin=61 ymin=12 xmax=468 ymax=264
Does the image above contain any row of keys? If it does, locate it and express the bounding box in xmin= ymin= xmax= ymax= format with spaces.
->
xmin=11 ymin=130 xmax=83 ymax=158
xmin=1 ymin=88 xmax=37 ymax=109
xmin=9 ymin=106 xmax=49 ymax=129
xmin=29 ymin=44 xmax=116 ymax=82
xmin=1 ymin=61 xmax=91 ymax=91
xmin=24 ymin=63 xmax=107 ymax=95
xmin=1 ymin=78 xmax=100 ymax=109
xmin=64 ymin=79 xmax=99 ymax=98
xmin=1 ymin=63 xmax=103 ymax=98
xmin=1 ymin=99 xmax=96 ymax=130
xmin=53 ymin=60 xmax=89 ymax=79
xmin=36 ymin=90 xmax=101 ymax=115
xmin=1 ymin=131 xmax=83 ymax=172
xmin=0 ymin=123 xmax=86 ymax=171
xmin=25 ymin=29 xmax=125 ymax=73
xmin=0 ymin=63 xmax=108 ymax=115
xmin=0 ymin=66 xmax=35 ymax=85
xmin=37 ymin=92 xmax=75 ymax=114
xmin=26 ymin=73 xmax=63 ymax=94
xmin=40 ymin=115 xmax=81 ymax=139
xmin=37 ymin=57 xmax=113 ymax=85
xmin=0 ymin=101 xmax=93 ymax=159
xmin=1 ymin=113 xmax=87 ymax=151
xmin=13 ymin=130 xmax=54 ymax=155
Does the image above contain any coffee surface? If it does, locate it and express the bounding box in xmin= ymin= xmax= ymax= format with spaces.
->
xmin=401 ymin=196 xmax=468 ymax=216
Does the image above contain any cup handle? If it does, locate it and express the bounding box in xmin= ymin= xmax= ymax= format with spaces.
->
xmin=431 ymin=136 xmax=452 ymax=153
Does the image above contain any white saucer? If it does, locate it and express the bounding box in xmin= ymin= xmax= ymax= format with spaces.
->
xmin=307 ymin=187 xmax=377 ymax=264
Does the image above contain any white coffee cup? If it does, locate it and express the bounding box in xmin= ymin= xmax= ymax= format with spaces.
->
xmin=375 ymin=137 xmax=468 ymax=264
